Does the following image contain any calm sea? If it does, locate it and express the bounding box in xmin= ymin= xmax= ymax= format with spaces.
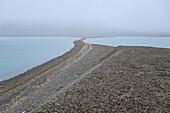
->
xmin=0 ymin=37 xmax=79 ymax=81
xmin=85 ymin=37 xmax=170 ymax=48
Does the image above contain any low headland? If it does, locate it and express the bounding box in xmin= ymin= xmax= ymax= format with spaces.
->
xmin=0 ymin=39 xmax=170 ymax=113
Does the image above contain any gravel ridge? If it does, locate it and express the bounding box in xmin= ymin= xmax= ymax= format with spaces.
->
xmin=0 ymin=40 xmax=115 ymax=112
xmin=1 ymin=41 xmax=170 ymax=113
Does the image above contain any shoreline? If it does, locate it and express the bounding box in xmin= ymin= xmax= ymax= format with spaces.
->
xmin=0 ymin=39 xmax=86 ymax=92
xmin=0 ymin=40 xmax=170 ymax=112
xmin=0 ymin=37 xmax=79 ymax=82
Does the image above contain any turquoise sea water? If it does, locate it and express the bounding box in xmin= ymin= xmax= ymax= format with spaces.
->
xmin=0 ymin=37 xmax=79 ymax=81
xmin=85 ymin=37 xmax=170 ymax=48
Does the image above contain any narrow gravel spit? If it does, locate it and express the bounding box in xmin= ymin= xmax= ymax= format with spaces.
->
xmin=0 ymin=40 xmax=170 ymax=113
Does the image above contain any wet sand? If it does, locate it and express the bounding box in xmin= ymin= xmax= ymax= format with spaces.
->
xmin=0 ymin=40 xmax=170 ymax=112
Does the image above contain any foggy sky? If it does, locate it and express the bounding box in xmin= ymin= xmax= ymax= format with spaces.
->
xmin=0 ymin=0 xmax=170 ymax=37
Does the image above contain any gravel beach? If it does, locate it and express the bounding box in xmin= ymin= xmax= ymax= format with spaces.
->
xmin=0 ymin=40 xmax=170 ymax=113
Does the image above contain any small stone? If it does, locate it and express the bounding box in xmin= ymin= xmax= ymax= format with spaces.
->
xmin=162 ymin=107 xmax=166 ymax=110
xmin=113 ymin=100 xmax=116 ymax=102
xmin=121 ymin=109 xmax=125 ymax=112
xmin=158 ymin=89 xmax=161 ymax=91
xmin=125 ymin=99 xmax=129 ymax=102
xmin=135 ymin=72 xmax=144 ymax=76
xmin=161 ymin=87 xmax=165 ymax=89
xmin=117 ymin=96 xmax=123 ymax=99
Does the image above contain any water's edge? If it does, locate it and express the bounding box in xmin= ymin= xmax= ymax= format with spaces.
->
xmin=0 ymin=37 xmax=80 ymax=81
xmin=1 ymin=36 xmax=170 ymax=82
xmin=0 ymin=39 xmax=84 ymax=85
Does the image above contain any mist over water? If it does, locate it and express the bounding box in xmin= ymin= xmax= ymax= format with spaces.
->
xmin=0 ymin=37 xmax=79 ymax=81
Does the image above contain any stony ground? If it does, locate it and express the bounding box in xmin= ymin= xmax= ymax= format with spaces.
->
xmin=36 ymin=46 xmax=170 ymax=113
xmin=1 ymin=41 xmax=170 ymax=113
xmin=0 ymin=41 xmax=115 ymax=112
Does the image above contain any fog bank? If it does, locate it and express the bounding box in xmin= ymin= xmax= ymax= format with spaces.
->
xmin=0 ymin=0 xmax=170 ymax=37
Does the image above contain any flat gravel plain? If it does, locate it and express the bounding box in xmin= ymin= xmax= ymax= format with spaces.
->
xmin=36 ymin=46 xmax=170 ymax=113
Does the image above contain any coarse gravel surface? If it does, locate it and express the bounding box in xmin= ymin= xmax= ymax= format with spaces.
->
xmin=0 ymin=40 xmax=170 ymax=113
xmin=36 ymin=46 xmax=170 ymax=113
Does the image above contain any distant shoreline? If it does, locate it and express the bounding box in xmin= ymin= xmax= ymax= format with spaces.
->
xmin=1 ymin=34 xmax=170 ymax=38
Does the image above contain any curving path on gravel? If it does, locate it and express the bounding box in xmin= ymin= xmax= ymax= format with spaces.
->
xmin=0 ymin=39 xmax=115 ymax=112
